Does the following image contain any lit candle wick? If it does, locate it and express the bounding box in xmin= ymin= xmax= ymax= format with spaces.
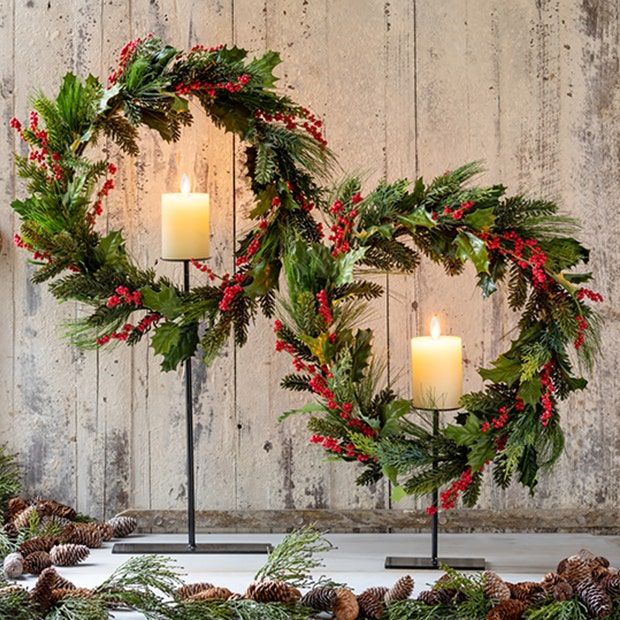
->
xmin=181 ymin=173 xmax=191 ymax=197
xmin=430 ymin=315 xmax=441 ymax=340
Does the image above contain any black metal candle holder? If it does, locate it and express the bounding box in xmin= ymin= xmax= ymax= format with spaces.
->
xmin=113 ymin=259 xmax=272 ymax=555
xmin=384 ymin=406 xmax=485 ymax=570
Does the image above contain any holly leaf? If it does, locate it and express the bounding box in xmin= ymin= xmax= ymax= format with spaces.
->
xmin=151 ymin=322 xmax=199 ymax=371
xmin=445 ymin=414 xmax=482 ymax=446
xmin=463 ymin=207 xmax=496 ymax=231
xmin=391 ymin=484 xmax=408 ymax=503
xmin=380 ymin=399 xmax=412 ymax=436
xmin=518 ymin=377 xmax=542 ymax=406
xmin=479 ymin=353 xmax=522 ymax=385
xmin=445 ymin=415 xmax=495 ymax=470
xmin=399 ymin=208 xmax=436 ymax=230
xmin=477 ymin=272 xmax=498 ymax=298
xmin=141 ymin=285 xmax=182 ymax=320
xmin=454 ymin=231 xmax=490 ymax=274
xmin=335 ymin=248 xmax=366 ymax=285
xmin=94 ymin=231 xmax=125 ymax=266
xmin=248 ymin=50 xmax=281 ymax=88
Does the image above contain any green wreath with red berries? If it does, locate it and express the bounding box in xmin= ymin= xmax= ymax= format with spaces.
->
xmin=10 ymin=35 xmax=602 ymax=510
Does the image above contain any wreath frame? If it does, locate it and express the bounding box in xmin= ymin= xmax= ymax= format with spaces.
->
xmin=10 ymin=35 xmax=603 ymax=509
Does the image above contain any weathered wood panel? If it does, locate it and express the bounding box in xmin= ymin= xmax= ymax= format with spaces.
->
xmin=0 ymin=0 xmax=617 ymax=526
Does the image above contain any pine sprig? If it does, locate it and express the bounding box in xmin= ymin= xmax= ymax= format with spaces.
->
xmin=254 ymin=526 xmax=334 ymax=588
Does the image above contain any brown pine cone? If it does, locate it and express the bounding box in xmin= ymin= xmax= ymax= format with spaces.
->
xmin=18 ymin=536 xmax=60 ymax=556
xmin=13 ymin=506 xmax=39 ymax=529
xmin=486 ymin=599 xmax=527 ymax=620
xmin=542 ymin=571 xmax=561 ymax=589
xmin=174 ymin=582 xmax=214 ymax=600
xmin=357 ymin=586 xmax=388 ymax=619
xmin=50 ymin=544 xmax=90 ymax=566
xmin=577 ymin=548 xmax=596 ymax=561
xmin=36 ymin=499 xmax=77 ymax=521
xmin=63 ymin=525 xmax=102 ymax=549
xmin=385 ymin=575 xmax=414 ymax=604
xmin=87 ymin=522 xmax=114 ymax=542
xmin=7 ymin=497 xmax=28 ymax=521
xmin=300 ymin=585 xmax=337 ymax=611
xmin=107 ymin=516 xmax=137 ymax=538
xmin=483 ymin=571 xmax=511 ymax=603
xmin=558 ymin=555 xmax=592 ymax=585
xmin=23 ymin=551 xmax=53 ymax=575
xmin=3 ymin=521 xmax=18 ymax=538
xmin=245 ymin=580 xmax=301 ymax=604
xmin=553 ymin=581 xmax=574 ymax=601
xmin=52 ymin=573 xmax=76 ymax=591
xmin=576 ymin=579 xmax=612 ymax=618
xmin=51 ymin=587 xmax=95 ymax=603
xmin=29 ymin=567 xmax=57 ymax=613
xmin=600 ymin=573 xmax=620 ymax=597
xmin=507 ymin=581 xmax=546 ymax=604
xmin=417 ymin=589 xmax=444 ymax=605
xmin=227 ymin=592 xmax=243 ymax=601
xmin=189 ymin=587 xmax=233 ymax=601
xmin=333 ymin=588 xmax=359 ymax=620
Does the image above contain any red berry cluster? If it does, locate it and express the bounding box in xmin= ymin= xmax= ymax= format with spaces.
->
xmin=175 ymin=73 xmax=250 ymax=97
xmin=96 ymin=322 xmax=133 ymax=345
xmin=108 ymin=34 xmax=153 ymax=85
xmin=218 ymin=283 xmax=243 ymax=312
xmin=316 ymin=289 xmax=333 ymax=326
xmin=480 ymin=397 xmax=525 ymax=434
xmin=576 ymin=288 xmax=603 ymax=303
xmin=481 ymin=230 xmax=548 ymax=288
xmin=328 ymin=193 xmax=362 ymax=257
xmin=574 ymin=315 xmax=589 ymax=350
xmin=189 ymin=43 xmax=225 ymax=54
xmin=10 ymin=112 xmax=63 ymax=182
xmin=89 ymin=163 xmax=117 ymax=223
xmin=13 ymin=233 xmax=51 ymax=262
xmin=191 ymin=259 xmax=219 ymax=280
xmin=539 ymin=361 xmax=556 ymax=427
xmin=106 ymin=285 xmax=142 ymax=309
xmin=442 ymin=200 xmax=475 ymax=221
xmin=437 ymin=466 xmax=475 ymax=511
xmin=309 ymin=434 xmax=370 ymax=462
xmin=254 ymin=107 xmax=327 ymax=148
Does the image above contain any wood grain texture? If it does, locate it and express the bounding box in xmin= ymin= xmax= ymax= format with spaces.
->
xmin=0 ymin=0 xmax=617 ymax=526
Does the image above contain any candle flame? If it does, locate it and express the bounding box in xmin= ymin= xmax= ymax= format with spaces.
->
xmin=180 ymin=173 xmax=191 ymax=197
xmin=430 ymin=315 xmax=441 ymax=340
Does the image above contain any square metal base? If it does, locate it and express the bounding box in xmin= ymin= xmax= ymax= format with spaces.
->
xmin=112 ymin=542 xmax=273 ymax=554
xmin=385 ymin=556 xmax=486 ymax=570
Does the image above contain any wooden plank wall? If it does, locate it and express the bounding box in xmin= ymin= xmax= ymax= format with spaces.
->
xmin=0 ymin=0 xmax=617 ymax=524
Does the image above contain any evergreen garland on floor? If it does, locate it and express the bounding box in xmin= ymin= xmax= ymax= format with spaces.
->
xmin=10 ymin=35 xmax=603 ymax=506
xmin=1 ymin=526 xmax=618 ymax=619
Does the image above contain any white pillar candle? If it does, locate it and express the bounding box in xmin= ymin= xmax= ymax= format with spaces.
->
xmin=411 ymin=316 xmax=463 ymax=410
xmin=161 ymin=174 xmax=210 ymax=260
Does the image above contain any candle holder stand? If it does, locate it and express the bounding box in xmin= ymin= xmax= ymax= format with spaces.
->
xmin=113 ymin=260 xmax=272 ymax=555
xmin=384 ymin=406 xmax=485 ymax=570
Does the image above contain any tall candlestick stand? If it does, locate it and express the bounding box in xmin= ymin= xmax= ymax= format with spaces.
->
xmin=384 ymin=407 xmax=485 ymax=570
xmin=113 ymin=260 xmax=272 ymax=555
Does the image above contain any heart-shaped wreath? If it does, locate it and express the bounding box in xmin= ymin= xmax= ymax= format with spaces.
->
xmin=10 ymin=35 xmax=602 ymax=509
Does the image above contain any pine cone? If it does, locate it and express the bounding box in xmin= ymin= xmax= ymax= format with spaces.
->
xmin=486 ymin=599 xmax=527 ymax=620
xmin=483 ymin=571 xmax=511 ymax=603
xmin=300 ymin=585 xmax=337 ymax=611
xmin=333 ymin=587 xmax=359 ymax=620
xmin=577 ymin=548 xmax=596 ymax=561
xmin=552 ymin=581 xmax=574 ymax=601
xmin=245 ymin=580 xmax=301 ymax=604
xmin=36 ymin=500 xmax=77 ymax=521
xmin=576 ymin=580 xmax=612 ymax=617
xmin=3 ymin=552 xmax=24 ymax=578
xmin=174 ymin=582 xmax=214 ymax=600
xmin=7 ymin=497 xmax=28 ymax=521
xmin=600 ymin=573 xmax=620 ymax=597
xmin=357 ymin=586 xmax=388 ymax=618
xmin=107 ymin=516 xmax=137 ymax=538
xmin=417 ymin=589 xmax=444 ymax=605
xmin=52 ymin=573 xmax=76 ymax=591
xmin=18 ymin=536 xmax=60 ymax=556
xmin=88 ymin=522 xmax=114 ymax=542
xmin=558 ymin=555 xmax=592 ymax=585
xmin=507 ymin=581 xmax=546 ymax=604
xmin=13 ymin=506 xmax=39 ymax=529
xmin=3 ymin=521 xmax=17 ymax=538
xmin=51 ymin=587 xmax=95 ymax=603
xmin=50 ymin=544 xmax=90 ymax=566
xmin=63 ymin=525 xmax=102 ymax=549
xmin=385 ymin=575 xmax=414 ymax=604
xmin=29 ymin=567 xmax=57 ymax=613
xmin=227 ymin=592 xmax=243 ymax=601
xmin=40 ymin=515 xmax=71 ymax=530
xmin=23 ymin=551 xmax=53 ymax=575
xmin=189 ymin=587 xmax=233 ymax=601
